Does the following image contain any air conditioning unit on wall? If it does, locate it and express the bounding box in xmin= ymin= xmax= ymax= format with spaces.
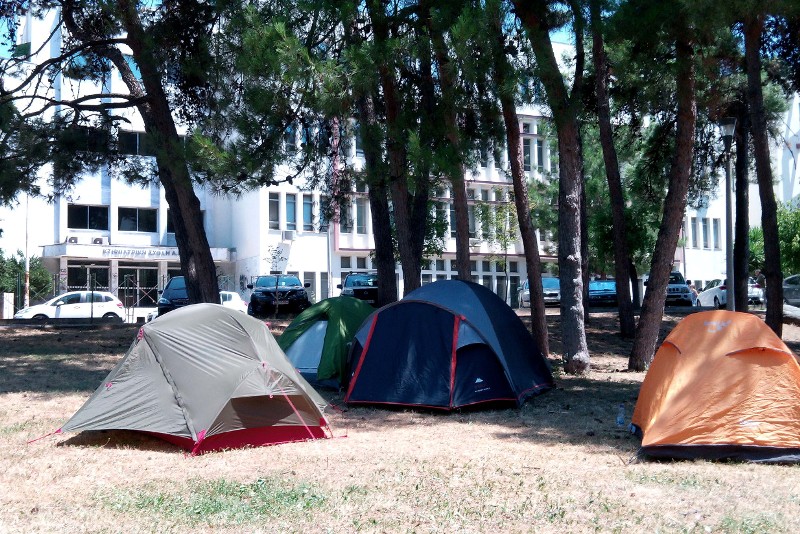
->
xmin=282 ymin=230 xmax=296 ymax=241
xmin=67 ymin=236 xmax=78 ymax=244
xmin=92 ymin=237 xmax=108 ymax=245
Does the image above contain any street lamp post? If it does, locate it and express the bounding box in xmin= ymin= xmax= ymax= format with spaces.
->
xmin=719 ymin=117 xmax=737 ymax=311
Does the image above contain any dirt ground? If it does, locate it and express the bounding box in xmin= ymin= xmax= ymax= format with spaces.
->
xmin=2 ymin=310 xmax=800 ymax=533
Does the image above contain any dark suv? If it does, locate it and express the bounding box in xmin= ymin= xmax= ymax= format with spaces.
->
xmin=157 ymin=276 xmax=190 ymax=316
xmin=338 ymin=272 xmax=379 ymax=306
xmin=247 ymin=274 xmax=311 ymax=316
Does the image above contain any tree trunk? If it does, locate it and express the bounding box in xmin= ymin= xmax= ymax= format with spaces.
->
xmin=733 ymin=107 xmax=750 ymax=311
xmin=629 ymin=33 xmax=697 ymax=371
xmin=745 ymin=15 xmax=783 ymax=336
xmin=426 ymin=7 xmax=471 ymax=281
xmin=513 ymin=0 xmax=589 ymax=374
xmin=367 ymin=0 xmax=424 ymax=295
xmin=590 ymin=0 xmax=636 ymax=337
xmin=493 ymin=41 xmax=550 ymax=355
xmin=114 ymin=0 xmax=218 ymax=305
xmin=355 ymin=92 xmax=398 ymax=307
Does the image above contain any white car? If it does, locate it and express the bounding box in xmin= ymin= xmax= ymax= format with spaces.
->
xmin=220 ymin=291 xmax=248 ymax=313
xmin=697 ymin=278 xmax=765 ymax=308
xmin=14 ymin=291 xmax=125 ymax=321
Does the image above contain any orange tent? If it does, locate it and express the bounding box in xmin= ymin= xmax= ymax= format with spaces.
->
xmin=632 ymin=310 xmax=800 ymax=462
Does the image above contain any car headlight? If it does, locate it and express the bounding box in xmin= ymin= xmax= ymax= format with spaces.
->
xmin=157 ymin=297 xmax=170 ymax=305
xmin=342 ymin=288 xmax=354 ymax=296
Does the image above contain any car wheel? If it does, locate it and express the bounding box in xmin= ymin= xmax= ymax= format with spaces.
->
xmin=32 ymin=314 xmax=48 ymax=320
xmin=103 ymin=312 xmax=122 ymax=323
xmin=714 ymin=296 xmax=721 ymax=309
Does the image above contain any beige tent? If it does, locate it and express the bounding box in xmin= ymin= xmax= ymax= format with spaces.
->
xmin=60 ymin=303 xmax=330 ymax=454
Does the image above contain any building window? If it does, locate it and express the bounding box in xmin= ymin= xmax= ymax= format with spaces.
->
xmin=523 ymin=138 xmax=532 ymax=172
xmin=691 ymin=217 xmax=698 ymax=248
xmin=435 ymin=259 xmax=446 ymax=271
xmin=482 ymin=275 xmax=492 ymax=288
xmin=712 ymin=218 xmax=721 ymax=250
xmin=509 ymin=261 xmax=518 ymax=273
xmin=118 ymin=131 xmax=158 ymax=156
xmin=341 ymin=256 xmax=351 ymax=269
xmin=118 ymin=207 xmax=157 ymax=232
xmin=356 ymin=257 xmax=367 ymax=269
xmin=470 ymin=260 xmax=477 ymax=272
xmin=286 ymin=194 xmax=297 ymax=231
xmin=269 ymin=193 xmax=280 ymax=230
xmin=303 ymin=194 xmax=314 ymax=231
xmin=449 ymin=203 xmax=456 ymax=238
xmin=521 ymin=122 xmax=532 ymax=134
xmin=702 ymin=218 xmax=709 ymax=249
xmin=536 ymin=139 xmax=545 ymax=172
xmin=482 ymin=260 xmax=491 ymax=272
xmin=283 ymin=124 xmax=296 ymax=154
xmin=318 ymin=196 xmax=330 ymax=232
xmin=67 ymin=204 xmax=109 ymax=230
xmin=422 ymin=274 xmax=432 ymax=285
xmin=356 ymin=197 xmax=367 ymax=234
xmin=340 ymin=202 xmax=352 ymax=233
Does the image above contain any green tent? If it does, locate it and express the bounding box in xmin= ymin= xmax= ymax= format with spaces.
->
xmin=279 ymin=296 xmax=374 ymax=387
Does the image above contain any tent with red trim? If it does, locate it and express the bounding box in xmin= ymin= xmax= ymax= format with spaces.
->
xmin=344 ymin=279 xmax=553 ymax=410
xmin=59 ymin=303 xmax=330 ymax=454
xmin=632 ymin=310 xmax=800 ymax=463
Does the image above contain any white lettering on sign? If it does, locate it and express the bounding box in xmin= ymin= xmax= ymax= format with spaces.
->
xmin=101 ymin=247 xmax=180 ymax=259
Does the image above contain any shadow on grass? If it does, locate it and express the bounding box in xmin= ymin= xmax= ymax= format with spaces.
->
xmin=58 ymin=429 xmax=183 ymax=453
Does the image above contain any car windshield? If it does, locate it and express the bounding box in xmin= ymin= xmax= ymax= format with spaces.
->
xmin=168 ymin=277 xmax=186 ymax=290
xmin=590 ymin=281 xmax=616 ymax=291
xmin=254 ymin=275 xmax=302 ymax=288
xmin=669 ymin=272 xmax=686 ymax=284
xmin=345 ymin=274 xmax=378 ymax=287
xmin=542 ymin=278 xmax=559 ymax=289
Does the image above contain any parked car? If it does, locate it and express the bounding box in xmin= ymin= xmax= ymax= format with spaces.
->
xmin=220 ymin=290 xmax=248 ymax=313
xmin=338 ymin=271 xmax=379 ymax=306
xmin=697 ymin=279 xmax=726 ymax=308
xmin=644 ymin=271 xmax=693 ymax=306
xmin=247 ymin=274 xmax=310 ymax=316
xmin=157 ymin=276 xmax=190 ymax=316
xmin=588 ymin=279 xmax=618 ymax=307
xmin=14 ymin=290 xmax=124 ymax=321
xmin=517 ymin=276 xmax=561 ymax=308
xmin=696 ymin=277 xmax=765 ymax=308
xmin=784 ymin=274 xmax=800 ymax=306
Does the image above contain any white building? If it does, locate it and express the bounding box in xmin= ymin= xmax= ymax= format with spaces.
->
xmin=4 ymin=10 xmax=798 ymax=318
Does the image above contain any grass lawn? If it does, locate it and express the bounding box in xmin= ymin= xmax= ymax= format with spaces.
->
xmin=1 ymin=311 xmax=799 ymax=533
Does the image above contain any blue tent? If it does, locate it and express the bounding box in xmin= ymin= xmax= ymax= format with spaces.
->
xmin=344 ymin=280 xmax=553 ymax=410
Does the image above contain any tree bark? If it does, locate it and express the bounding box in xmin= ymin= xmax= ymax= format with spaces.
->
xmin=733 ymin=106 xmax=750 ymax=311
xmin=628 ymin=33 xmax=697 ymax=371
xmin=590 ymin=0 xmax=636 ymax=337
xmin=490 ymin=1 xmax=549 ymax=356
xmin=513 ymin=0 xmax=589 ymax=374
xmin=745 ymin=15 xmax=783 ymax=336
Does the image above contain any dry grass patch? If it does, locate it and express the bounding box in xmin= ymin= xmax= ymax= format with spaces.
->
xmin=1 ymin=314 xmax=800 ymax=532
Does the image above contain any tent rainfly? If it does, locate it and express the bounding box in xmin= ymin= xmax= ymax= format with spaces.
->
xmin=632 ymin=310 xmax=800 ymax=463
xmin=278 ymin=296 xmax=374 ymax=388
xmin=58 ymin=303 xmax=331 ymax=454
xmin=345 ymin=279 xmax=553 ymax=410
